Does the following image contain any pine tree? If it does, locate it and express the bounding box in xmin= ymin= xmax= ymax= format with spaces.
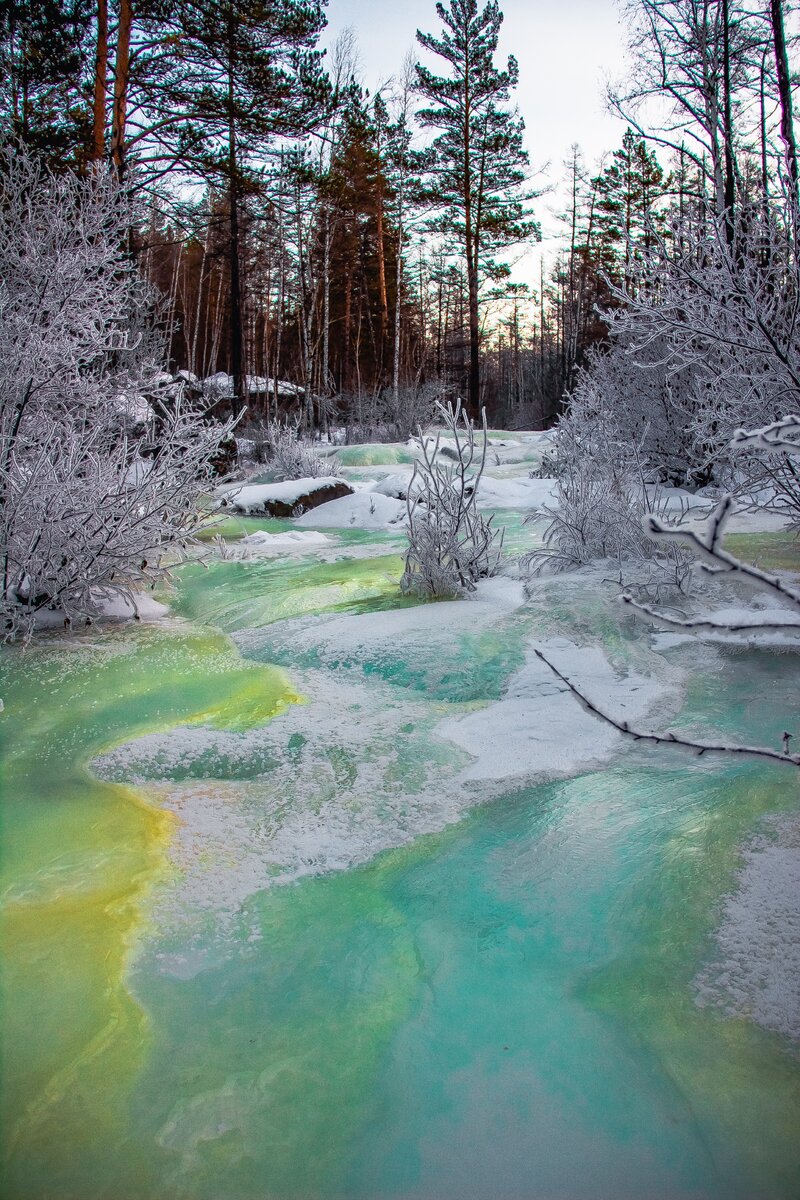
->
xmin=415 ymin=0 xmax=537 ymax=415
xmin=0 ymin=0 xmax=93 ymax=168
xmin=136 ymin=0 xmax=329 ymax=413
xmin=592 ymin=129 xmax=668 ymax=290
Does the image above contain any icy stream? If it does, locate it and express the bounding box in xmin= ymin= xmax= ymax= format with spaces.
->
xmin=1 ymin=446 xmax=799 ymax=1199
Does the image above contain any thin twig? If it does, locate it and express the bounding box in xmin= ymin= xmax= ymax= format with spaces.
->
xmin=533 ymin=648 xmax=800 ymax=770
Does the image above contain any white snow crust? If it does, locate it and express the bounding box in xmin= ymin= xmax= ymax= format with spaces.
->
xmin=240 ymin=530 xmax=331 ymax=554
xmin=295 ymin=491 xmax=407 ymax=529
xmin=694 ymin=812 xmax=800 ymax=1043
xmin=438 ymin=637 xmax=675 ymax=785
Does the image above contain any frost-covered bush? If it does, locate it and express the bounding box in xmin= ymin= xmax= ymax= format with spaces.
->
xmin=625 ymin=417 xmax=800 ymax=640
xmin=526 ymin=383 xmax=691 ymax=589
xmin=340 ymin=383 xmax=443 ymax=444
xmin=248 ymin=418 xmax=337 ymax=479
xmin=598 ymin=196 xmax=800 ymax=507
xmin=401 ymin=402 xmax=503 ymax=599
xmin=0 ymin=145 xmax=233 ymax=640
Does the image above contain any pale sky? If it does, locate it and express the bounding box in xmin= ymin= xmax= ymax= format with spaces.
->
xmin=322 ymin=0 xmax=633 ymax=273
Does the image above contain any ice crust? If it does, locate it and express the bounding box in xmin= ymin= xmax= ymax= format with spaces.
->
xmin=695 ymin=813 xmax=800 ymax=1043
xmin=437 ymin=638 xmax=675 ymax=785
xmin=92 ymin=575 xmax=684 ymax=947
xmin=240 ymin=530 xmax=331 ymax=553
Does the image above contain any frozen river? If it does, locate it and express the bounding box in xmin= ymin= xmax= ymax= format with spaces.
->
xmin=2 ymin=439 xmax=799 ymax=1199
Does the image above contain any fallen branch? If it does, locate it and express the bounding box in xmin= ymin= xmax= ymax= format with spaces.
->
xmin=619 ymin=595 xmax=800 ymax=636
xmin=533 ymin=648 xmax=800 ymax=770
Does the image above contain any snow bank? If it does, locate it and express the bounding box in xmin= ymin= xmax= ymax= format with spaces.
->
xmin=295 ymin=490 xmax=407 ymax=530
xmin=476 ymin=474 xmax=558 ymax=510
xmin=31 ymin=588 xmax=169 ymax=631
xmin=371 ymin=471 xmax=422 ymax=501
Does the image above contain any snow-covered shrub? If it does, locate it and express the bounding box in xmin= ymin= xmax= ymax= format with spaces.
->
xmin=401 ymin=401 xmax=503 ymax=599
xmin=526 ymin=382 xmax=691 ymax=589
xmin=380 ymin=383 xmax=443 ymax=441
xmin=339 ymin=383 xmax=443 ymax=444
xmin=250 ymin=418 xmax=337 ymax=479
xmin=0 ymin=144 xmax=234 ymax=640
xmin=624 ymin=417 xmax=800 ymax=639
xmin=599 ymin=196 xmax=800 ymax=507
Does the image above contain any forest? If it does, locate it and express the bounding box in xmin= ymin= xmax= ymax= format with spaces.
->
xmin=1 ymin=0 xmax=711 ymax=431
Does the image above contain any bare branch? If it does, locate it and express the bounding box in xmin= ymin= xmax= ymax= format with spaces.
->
xmin=533 ymin=649 xmax=800 ymax=770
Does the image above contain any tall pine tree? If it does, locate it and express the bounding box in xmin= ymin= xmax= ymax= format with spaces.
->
xmin=137 ymin=0 xmax=329 ymax=412
xmin=415 ymin=0 xmax=537 ymax=414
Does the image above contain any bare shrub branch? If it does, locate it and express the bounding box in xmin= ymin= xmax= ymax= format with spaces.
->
xmin=401 ymin=401 xmax=503 ymax=598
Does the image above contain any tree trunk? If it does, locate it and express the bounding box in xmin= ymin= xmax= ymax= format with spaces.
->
xmin=770 ymin=0 xmax=799 ymax=192
xmin=375 ymin=185 xmax=389 ymax=363
xmin=226 ymin=15 xmax=245 ymax=417
xmin=110 ymin=0 xmax=131 ymax=179
xmin=91 ymin=0 xmax=108 ymax=161
xmin=466 ymin=244 xmax=480 ymax=419
xmin=721 ymin=0 xmax=736 ymax=241
xmin=322 ymin=202 xmax=331 ymax=396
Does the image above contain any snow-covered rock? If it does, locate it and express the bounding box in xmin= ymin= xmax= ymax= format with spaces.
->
xmin=371 ymin=471 xmax=421 ymax=501
xmin=219 ymin=476 xmax=352 ymax=516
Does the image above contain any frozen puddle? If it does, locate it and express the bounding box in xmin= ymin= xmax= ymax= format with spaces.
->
xmin=695 ymin=812 xmax=800 ymax=1044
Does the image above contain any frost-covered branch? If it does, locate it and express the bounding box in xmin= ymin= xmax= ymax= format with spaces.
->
xmin=0 ymin=144 xmax=233 ymax=640
xmin=731 ymin=414 xmax=800 ymax=457
xmin=401 ymin=401 xmax=503 ymax=598
xmin=533 ymin=649 xmax=800 ymax=771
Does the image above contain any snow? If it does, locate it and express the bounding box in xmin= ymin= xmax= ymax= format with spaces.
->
xmin=476 ymin=474 xmax=559 ymax=510
xmin=295 ymin=490 xmax=407 ymax=529
xmin=113 ymin=391 xmax=151 ymax=424
xmin=30 ymin=588 xmax=169 ymax=630
xmin=240 ymin=530 xmax=331 ymax=554
xmin=437 ymin=636 xmax=678 ymax=787
xmin=694 ymin=812 xmax=800 ymax=1043
xmin=371 ymin=472 xmax=422 ymax=501
xmin=95 ymin=590 xmax=170 ymax=620
xmin=218 ymin=476 xmax=349 ymax=514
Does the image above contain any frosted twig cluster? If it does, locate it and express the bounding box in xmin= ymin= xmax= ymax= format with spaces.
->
xmin=249 ymin=418 xmax=336 ymax=480
xmin=401 ymin=401 xmax=503 ymax=598
xmin=525 ymin=386 xmax=692 ymax=591
xmin=0 ymin=145 xmax=233 ymax=640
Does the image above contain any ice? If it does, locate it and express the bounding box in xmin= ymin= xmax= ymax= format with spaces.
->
xmin=694 ymin=812 xmax=800 ymax=1043
xmin=438 ymin=637 xmax=680 ymax=786
xmin=240 ymin=530 xmax=331 ymax=554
